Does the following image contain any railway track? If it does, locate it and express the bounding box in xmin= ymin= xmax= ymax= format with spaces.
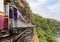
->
xmin=0 ymin=28 xmax=34 ymax=42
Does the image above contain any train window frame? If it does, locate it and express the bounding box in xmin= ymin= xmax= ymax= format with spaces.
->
xmin=9 ymin=7 xmax=14 ymax=19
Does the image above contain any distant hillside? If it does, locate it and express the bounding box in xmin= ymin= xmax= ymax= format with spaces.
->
xmin=31 ymin=14 xmax=59 ymax=42
xmin=46 ymin=18 xmax=60 ymax=34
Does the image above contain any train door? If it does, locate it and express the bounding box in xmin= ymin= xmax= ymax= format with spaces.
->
xmin=9 ymin=6 xmax=18 ymax=28
xmin=9 ymin=6 xmax=18 ymax=34
xmin=4 ymin=0 xmax=11 ymax=30
xmin=4 ymin=4 xmax=9 ymax=30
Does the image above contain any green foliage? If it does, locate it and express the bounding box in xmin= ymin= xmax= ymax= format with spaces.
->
xmin=47 ymin=19 xmax=60 ymax=33
xmin=37 ymin=28 xmax=45 ymax=37
xmin=47 ymin=36 xmax=57 ymax=42
xmin=39 ymin=38 xmax=48 ymax=42
xmin=31 ymin=14 xmax=58 ymax=42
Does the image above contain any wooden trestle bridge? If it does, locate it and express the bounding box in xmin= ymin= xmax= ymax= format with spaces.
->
xmin=0 ymin=26 xmax=34 ymax=42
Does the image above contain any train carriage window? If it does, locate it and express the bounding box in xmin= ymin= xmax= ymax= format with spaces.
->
xmin=19 ymin=15 xmax=25 ymax=23
xmin=17 ymin=11 xmax=26 ymax=23
xmin=17 ymin=11 xmax=22 ymax=20
xmin=13 ymin=7 xmax=18 ymax=20
xmin=9 ymin=7 xmax=14 ymax=19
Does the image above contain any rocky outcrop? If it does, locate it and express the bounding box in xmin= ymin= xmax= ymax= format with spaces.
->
xmin=11 ymin=0 xmax=39 ymax=42
xmin=12 ymin=0 xmax=32 ymax=23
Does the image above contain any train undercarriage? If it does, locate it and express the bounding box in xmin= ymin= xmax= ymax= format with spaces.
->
xmin=0 ymin=28 xmax=26 ymax=38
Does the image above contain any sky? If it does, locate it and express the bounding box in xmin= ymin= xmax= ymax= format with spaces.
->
xmin=26 ymin=0 xmax=60 ymax=21
xmin=0 ymin=0 xmax=4 ymax=12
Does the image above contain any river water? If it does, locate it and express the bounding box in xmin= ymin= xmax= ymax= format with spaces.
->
xmin=54 ymin=34 xmax=60 ymax=42
xmin=56 ymin=36 xmax=60 ymax=42
xmin=55 ymin=34 xmax=60 ymax=42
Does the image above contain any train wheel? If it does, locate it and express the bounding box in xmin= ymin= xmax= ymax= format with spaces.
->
xmin=13 ymin=29 xmax=19 ymax=34
xmin=1 ymin=30 xmax=10 ymax=37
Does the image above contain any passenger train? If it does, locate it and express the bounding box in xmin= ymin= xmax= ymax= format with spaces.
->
xmin=0 ymin=0 xmax=28 ymax=38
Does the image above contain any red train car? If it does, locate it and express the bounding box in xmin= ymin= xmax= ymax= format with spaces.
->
xmin=0 ymin=0 xmax=10 ymax=37
xmin=0 ymin=0 xmax=29 ymax=38
xmin=0 ymin=12 xmax=4 ymax=31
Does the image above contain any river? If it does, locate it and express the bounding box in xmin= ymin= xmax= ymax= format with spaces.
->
xmin=55 ymin=34 xmax=60 ymax=42
xmin=56 ymin=36 xmax=60 ymax=42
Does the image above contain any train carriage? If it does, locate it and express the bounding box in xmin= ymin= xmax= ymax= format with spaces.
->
xmin=0 ymin=0 xmax=28 ymax=38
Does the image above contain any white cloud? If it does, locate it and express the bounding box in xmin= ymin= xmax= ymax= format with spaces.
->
xmin=26 ymin=0 xmax=51 ymax=19
xmin=37 ymin=0 xmax=47 ymax=4
xmin=47 ymin=2 xmax=60 ymax=12
xmin=26 ymin=0 xmax=60 ymax=21
xmin=26 ymin=0 xmax=47 ymax=14
xmin=0 ymin=0 xmax=4 ymax=12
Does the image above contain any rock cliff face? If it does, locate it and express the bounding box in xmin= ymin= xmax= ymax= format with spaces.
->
xmin=11 ymin=0 xmax=39 ymax=42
